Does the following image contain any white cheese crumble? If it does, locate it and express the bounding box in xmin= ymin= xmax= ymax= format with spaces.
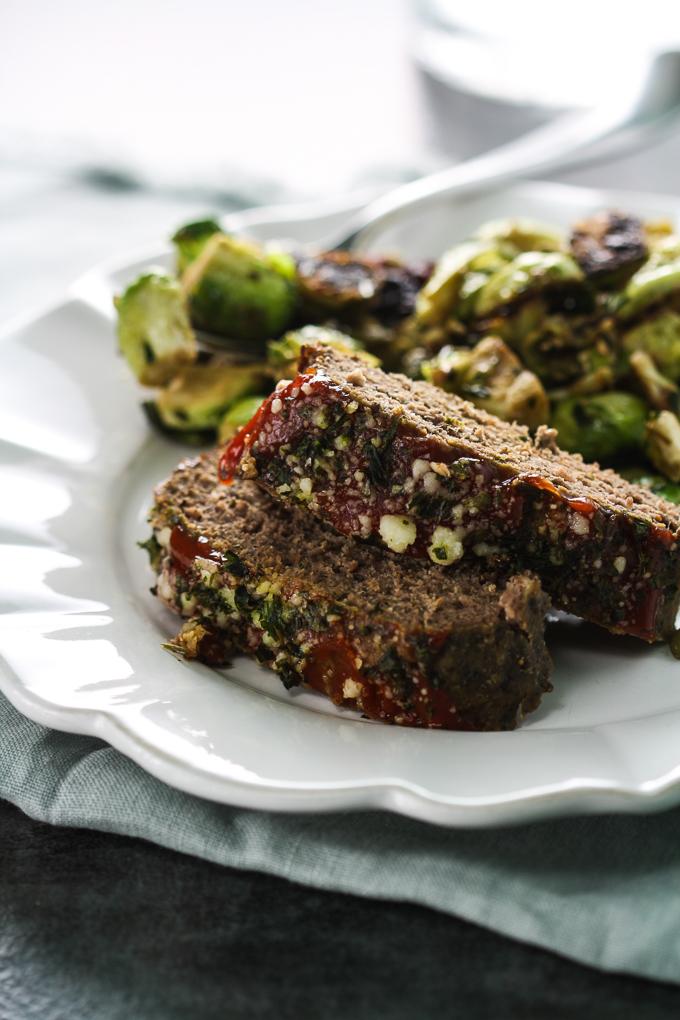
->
xmin=412 ymin=458 xmax=430 ymax=480
xmin=570 ymin=513 xmax=590 ymax=536
xmin=379 ymin=514 xmax=417 ymax=553
xmin=343 ymin=677 xmax=363 ymax=700
xmin=299 ymin=477 xmax=313 ymax=496
xmin=614 ymin=556 xmax=627 ymax=574
xmin=428 ymin=526 xmax=465 ymax=565
xmin=157 ymin=571 xmax=174 ymax=602
xmin=358 ymin=514 xmax=372 ymax=538
xmin=156 ymin=527 xmax=172 ymax=549
xmin=422 ymin=471 xmax=440 ymax=495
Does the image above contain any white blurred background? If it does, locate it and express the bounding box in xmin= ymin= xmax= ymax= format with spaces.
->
xmin=3 ymin=0 xmax=680 ymax=318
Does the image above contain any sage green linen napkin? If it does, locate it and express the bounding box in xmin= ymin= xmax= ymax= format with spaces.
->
xmin=2 ymin=689 xmax=679 ymax=985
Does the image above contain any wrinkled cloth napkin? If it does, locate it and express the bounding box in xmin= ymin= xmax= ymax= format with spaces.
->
xmin=3 ymin=688 xmax=680 ymax=985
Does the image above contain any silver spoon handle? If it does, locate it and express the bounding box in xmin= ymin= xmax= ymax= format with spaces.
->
xmin=336 ymin=51 xmax=680 ymax=251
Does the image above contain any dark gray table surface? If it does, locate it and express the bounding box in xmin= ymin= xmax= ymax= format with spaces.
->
xmin=1 ymin=798 xmax=679 ymax=1020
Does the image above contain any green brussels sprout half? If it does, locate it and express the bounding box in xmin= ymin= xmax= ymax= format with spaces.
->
xmin=628 ymin=349 xmax=679 ymax=411
xmin=183 ymin=234 xmax=297 ymax=342
xmin=473 ymin=252 xmax=585 ymax=320
xmin=218 ymin=394 xmax=267 ymax=443
xmin=172 ymin=218 xmax=223 ymax=274
xmin=645 ymin=410 xmax=680 ymax=482
xmin=622 ymin=309 xmax=680 ymax=383
xmin=144 ymin=359 xmax=270 ymax=443
xmin=551 ymin=391 xmax=648 ymax=463
xmin=115 ymin=271 xmax=197 ymax=387
xmin=414 ymin=241 xmax=504 ymax=327
xmin=615 ymin=258 xmax=680 ymax=321
xmin=474 ymin=217 xmax=565 ymax=255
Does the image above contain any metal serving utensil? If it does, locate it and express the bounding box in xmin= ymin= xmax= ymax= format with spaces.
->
xmin=329 ymin=50 xmax=680 ymax=252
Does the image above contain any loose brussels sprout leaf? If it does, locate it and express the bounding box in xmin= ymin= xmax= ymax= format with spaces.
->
xmin=474 ymin=252 xmax=585 ymax=320
xmin=414 ymin=241 xmax=503 ymax=327
xmin=646 ymin=410 xmax=680 ymax=481
xmin=218 ymin=394 xmax=267 ymax=443
xmin=618 ymin=466 xmax=680 ymax=504
xmin=615 ymin=257 xmax=680 ymax=321
xmin=114 ymin=272 xmax=197 ymax=387
xmin=421 ymin=336 xmax=549 ymax=430
xmin=622 ymin=308 xmax=680 ymax=382
xmin=172 ymin=218 xmax=223 ymax=274
xmin=551 ymin=391 xmax=648 ymax=463
xmin=629 ymin=350 xmax=679 ymax=411
xmin=570 ymin=211 xmax=647 ymax=288
xmin=183 ymin=234 xmax=297 ymax=342
xmin=267 ymin=325 xmax=379 ymax=377
xmin=474 ymin=218 xmax=564 ymax=255
xmin=145 ymin=359 xmax=270 ymax=443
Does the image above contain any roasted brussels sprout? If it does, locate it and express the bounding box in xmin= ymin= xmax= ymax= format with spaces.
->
xmin=551 ymin=391 xmax=648 ymax=463
xmin=570 ymin=211 xmax=647 ymax=288
xmin=172 ymin=218 xmax=223 ymax=274
xmin=473 ymin=252 xmax=585 ymax=320
xmin=622 ymin=309 xmax=680 ymax=382
xmin=474 ymin=217 xmax=564 ymax=254
xmin=183 ymin=234 xmax=297 ymax=342
xmin=414 ymin=241 xmax=502 ymax=328
xmin=489 ymin=297 xmax=611 ymax=387
xmin=421 ymin=336 xmax=549 ymax=429
xmin=218 ymin=394 xmax=267 ymax=443
xmin=144 ymin=359 xmax=270 ymax=443
xmin=615 ymin=257 xmax=680 ymax=321
xmin=618 ymin=466 xmax=680 ymax=504
xmin=267 ymin=325 xmax=378 ymax=378
xmin=629 ymin=350 xmax=679 ymax=411
xmin=115 ymin=272 xmax=197 ymax=387
xmin=645 ymin=410 xmax=680 ymax=481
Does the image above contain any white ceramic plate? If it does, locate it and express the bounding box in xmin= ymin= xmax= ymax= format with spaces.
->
xmin=4 ymin=180 xmax=680 ymax=828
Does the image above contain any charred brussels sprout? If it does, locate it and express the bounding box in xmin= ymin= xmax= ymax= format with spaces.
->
xmin=645 ymin=411 xmax=680 ymax=481
xmin=218 ymin=394 xmax=267 ymax=443
xmin=144 ymin=359 xmax=270 ymax=443
xmin=267 ymin=325 xmax=378 ymax=377
xmin=115 ymin=272 xmax=197 ymax=386
xmin=570 ymin=211 xmax=647 ymax=288
xmin=551 ymin=392 xmax=648 ymax=463
xmin=473 ymin=252 xmax=585 ymax=320
xmin=422 ymin=336 xmax=549 ymax=429
xmin=172 ymin=218 xmax=223 ymax=274
xmin=183 ymin=234 xmax=297 ymax=342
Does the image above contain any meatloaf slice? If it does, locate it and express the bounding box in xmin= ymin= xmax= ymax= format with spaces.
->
xmin=221 ymin=344 xmax=680 ymax=642
xmin=148 ymin=452 xmax=552 ymax=731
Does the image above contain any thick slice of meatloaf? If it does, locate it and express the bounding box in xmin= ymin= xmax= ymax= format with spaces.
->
xmin=148 ymin=452 xmax=552 ymax=731
xmin=221 ymin=344 xmax=680 ymax=642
